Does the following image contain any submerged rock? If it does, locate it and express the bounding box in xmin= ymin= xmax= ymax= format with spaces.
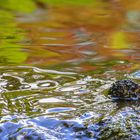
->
xmin=95 ymin=107 xmax=140 ymax=140
xmin=108 ymin=79 xmax=140 ymax=100
xmin=54 ymin=106 xmax=140 ymax=140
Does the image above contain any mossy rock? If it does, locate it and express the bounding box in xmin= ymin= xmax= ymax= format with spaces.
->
xmin=108 ymin=79 xmax=140 ymax=100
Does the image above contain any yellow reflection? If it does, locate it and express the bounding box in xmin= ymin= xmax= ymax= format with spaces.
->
xmin=110 ymin=32 xmax=130 ymax=49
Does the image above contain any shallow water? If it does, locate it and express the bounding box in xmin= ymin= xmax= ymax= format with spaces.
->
xmin=0 ymin=1 xmax=140 ymax=139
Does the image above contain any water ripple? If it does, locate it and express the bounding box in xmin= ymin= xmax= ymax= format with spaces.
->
xmin=0 ymin=66 xmax=139 ymax=139
xmin=0 ymin=66 xmax=78 ymax=93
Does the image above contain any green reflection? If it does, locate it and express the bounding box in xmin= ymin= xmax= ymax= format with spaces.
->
xmin=0 ymin=10 xmax=27 ymax=65
xmin=0 ymin=0 xmax=37 ymax=13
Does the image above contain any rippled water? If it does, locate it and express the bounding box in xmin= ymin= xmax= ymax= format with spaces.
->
xmin=0 ymin=1 xmax=140 ymax=140
xmin=0 ymin=66 xmax=139 ymax=140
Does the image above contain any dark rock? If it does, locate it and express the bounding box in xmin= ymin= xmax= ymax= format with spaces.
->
xmin=108 ymin=79 xmax=140 ymax=100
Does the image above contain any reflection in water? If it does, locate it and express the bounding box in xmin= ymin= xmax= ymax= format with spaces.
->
xmin=0 ymin=66 xmax=139 ymax=139
xmin=0 ymin=0 xmax=140 ymax=139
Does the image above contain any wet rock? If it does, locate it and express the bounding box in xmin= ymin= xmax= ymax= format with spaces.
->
xmin=108 ymin=79 xmax=140 ymax=100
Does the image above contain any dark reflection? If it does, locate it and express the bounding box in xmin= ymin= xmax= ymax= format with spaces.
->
xmin=115 ymin=99 xmax=140 ymax=109
xmin=2 ymin=76 xmax=21 ymax=90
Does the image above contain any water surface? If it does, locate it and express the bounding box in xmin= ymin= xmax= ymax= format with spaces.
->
xmin=0 ymin=1 xmax=140 ymax=139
